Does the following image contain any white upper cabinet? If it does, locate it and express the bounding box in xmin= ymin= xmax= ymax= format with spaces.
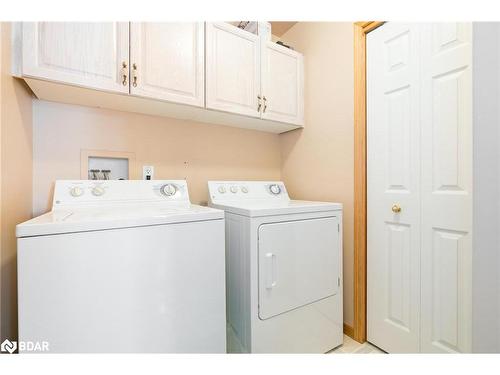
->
xmin=129 ymin=22 xmax=204 ymax=107
xmin=205 ymin=22 xmax=261 ymax=118
xmin=15 ymin=22 xmax=304 ymax=133
xmin=261 ymin=41 xmax=304 ymax=125
xmin=22 ymin=22 xmax=129 ymax=93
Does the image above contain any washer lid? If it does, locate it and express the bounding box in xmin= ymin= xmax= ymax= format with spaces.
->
xmin=16 ymin=204 xmax=224 ymax=238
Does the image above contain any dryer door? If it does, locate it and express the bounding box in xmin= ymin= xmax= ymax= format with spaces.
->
xmin=258 ymin=216 xmax=340 ymax=320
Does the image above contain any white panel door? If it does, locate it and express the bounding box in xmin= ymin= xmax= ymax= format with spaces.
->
xmin=130 ymin=22 xmax=204 ymax=107
xmin=368 ymin=22 xmax=473 ymax=354
xmin=205 ymin=22 xmax=261 ymax=117
xmin=258 ymin=217 xmax=340 ymax=320
xmin=22 ymin=22 xmax=129 ymax=93
xmin=367 ymin=23 xmax=421 ymax=353
xmin=261 ymin=41 xmax=304 ymax=125
xmin=420 ymin=23 xmax=472 ymax=353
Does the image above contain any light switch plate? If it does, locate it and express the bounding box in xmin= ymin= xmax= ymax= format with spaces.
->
xmin=143 ymin=165 xmax=154 ymax=180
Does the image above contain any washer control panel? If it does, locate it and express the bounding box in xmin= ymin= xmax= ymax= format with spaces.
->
xmin=53 ymin=180 xmax=190 ymax=208
xmin=208 ymin=181 xmax=289 ymax=203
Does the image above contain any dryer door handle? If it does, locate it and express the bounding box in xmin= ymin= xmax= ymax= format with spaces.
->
xmin=265 ymin=252 xmax=277 ymax=289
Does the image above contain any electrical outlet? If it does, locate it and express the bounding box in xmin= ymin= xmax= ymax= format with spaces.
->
xmin=143 ymin=166 xmax=154 ymax=180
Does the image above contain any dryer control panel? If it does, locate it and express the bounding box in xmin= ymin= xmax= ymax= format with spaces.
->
xmin=52 ymin=180 xmax=190 ymax=208
xmin=208 ymin=181 xmax=290 ymax=203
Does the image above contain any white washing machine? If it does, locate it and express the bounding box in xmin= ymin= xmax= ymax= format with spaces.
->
xmin=208 ymin=181 xmax=343 ymax=353
xmin=16 ymin=180 xmax=226 ymax=353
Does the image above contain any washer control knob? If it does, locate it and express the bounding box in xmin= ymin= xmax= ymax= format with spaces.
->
xmin=241 ymin=186 xmax=249 ymax=193
xmin=91 ymin=186 xmax=105 ymax=196
xmin=269 ymin=184 xmax=282 ymax=195
xmin=218 ymin=186 xmax=226 ymax=194
xmin=161 ymin=183 xmax=177 ymax=196
xmin=230 ymin=186 xmax=238 ymax=193
xmin=70 ymin=186 xmax=84 ymax=197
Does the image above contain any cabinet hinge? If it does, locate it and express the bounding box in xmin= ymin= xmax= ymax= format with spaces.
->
xmin=338 ymin=277 xmax=341 ymax=287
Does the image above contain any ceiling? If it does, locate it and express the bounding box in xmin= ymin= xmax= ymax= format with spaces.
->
xmin=270 ymin=22 xmax=298 ymax=37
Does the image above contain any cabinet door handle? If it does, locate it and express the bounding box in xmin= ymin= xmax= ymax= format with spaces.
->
xmin=121 ymin=61 xmax=128 ymax=86
xmin=263 ymin=96 xmax=267 ymax=113
xmin=132 ymin=63 xmax=138 ymax=87
xmin=257 ymin=95 xmax=262 ymax=112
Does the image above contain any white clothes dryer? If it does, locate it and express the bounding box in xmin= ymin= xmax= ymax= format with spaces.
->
xmin=208 ymin=181 xmax=343 ymax=353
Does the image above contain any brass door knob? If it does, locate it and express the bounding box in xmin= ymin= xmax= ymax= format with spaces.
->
xmin=392 ymin=204 xmax=401 ymax=213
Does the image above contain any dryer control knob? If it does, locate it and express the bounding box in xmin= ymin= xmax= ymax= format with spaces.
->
xmin=269 ymin=184 xmax=281 ymax=195
xmin=70 ymin=186 xmax=84 ymax=197
xmin=161 ymin=184 xmax=177 ymax=196
xmin=230 ymin=186 xmax=238 ymax=193
xmin=241 ymin=186 xmax=249 ymax=193
xmin=91 ymin=186 xmax=105 ymax=196
xmin=218 ymin=186 xmax=226 ymax=194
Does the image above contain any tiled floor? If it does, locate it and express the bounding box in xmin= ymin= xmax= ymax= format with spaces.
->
xmin=329 ymin=335 xmax=386 ymax=354
xmin=227 ymin=327 xmax=386 ymax=353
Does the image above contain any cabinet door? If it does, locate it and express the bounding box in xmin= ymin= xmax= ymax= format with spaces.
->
xmin=130 ymin=23 xmax=204 ymax=107
xmin=261 ymin=41 xmax=304 ymax=125
xmin=206 ymin=22 xmax=261 ymax=118
xmin=22 ymin=22 xmax=129 ymax=93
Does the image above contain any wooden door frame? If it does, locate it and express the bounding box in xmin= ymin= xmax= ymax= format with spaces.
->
xmin=352 ymin=21 xmax=384 ymax=343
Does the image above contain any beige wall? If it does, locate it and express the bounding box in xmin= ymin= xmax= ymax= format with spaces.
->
xmin=279 ymin=22 xmax=355 ymax=326
xmin=0 ymin=23 xmax=33 ymax=341
xmin=33 ymin=101 xmax=282 ymax=215
xmin=5 ymin=21 xmax=354 ymax=339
